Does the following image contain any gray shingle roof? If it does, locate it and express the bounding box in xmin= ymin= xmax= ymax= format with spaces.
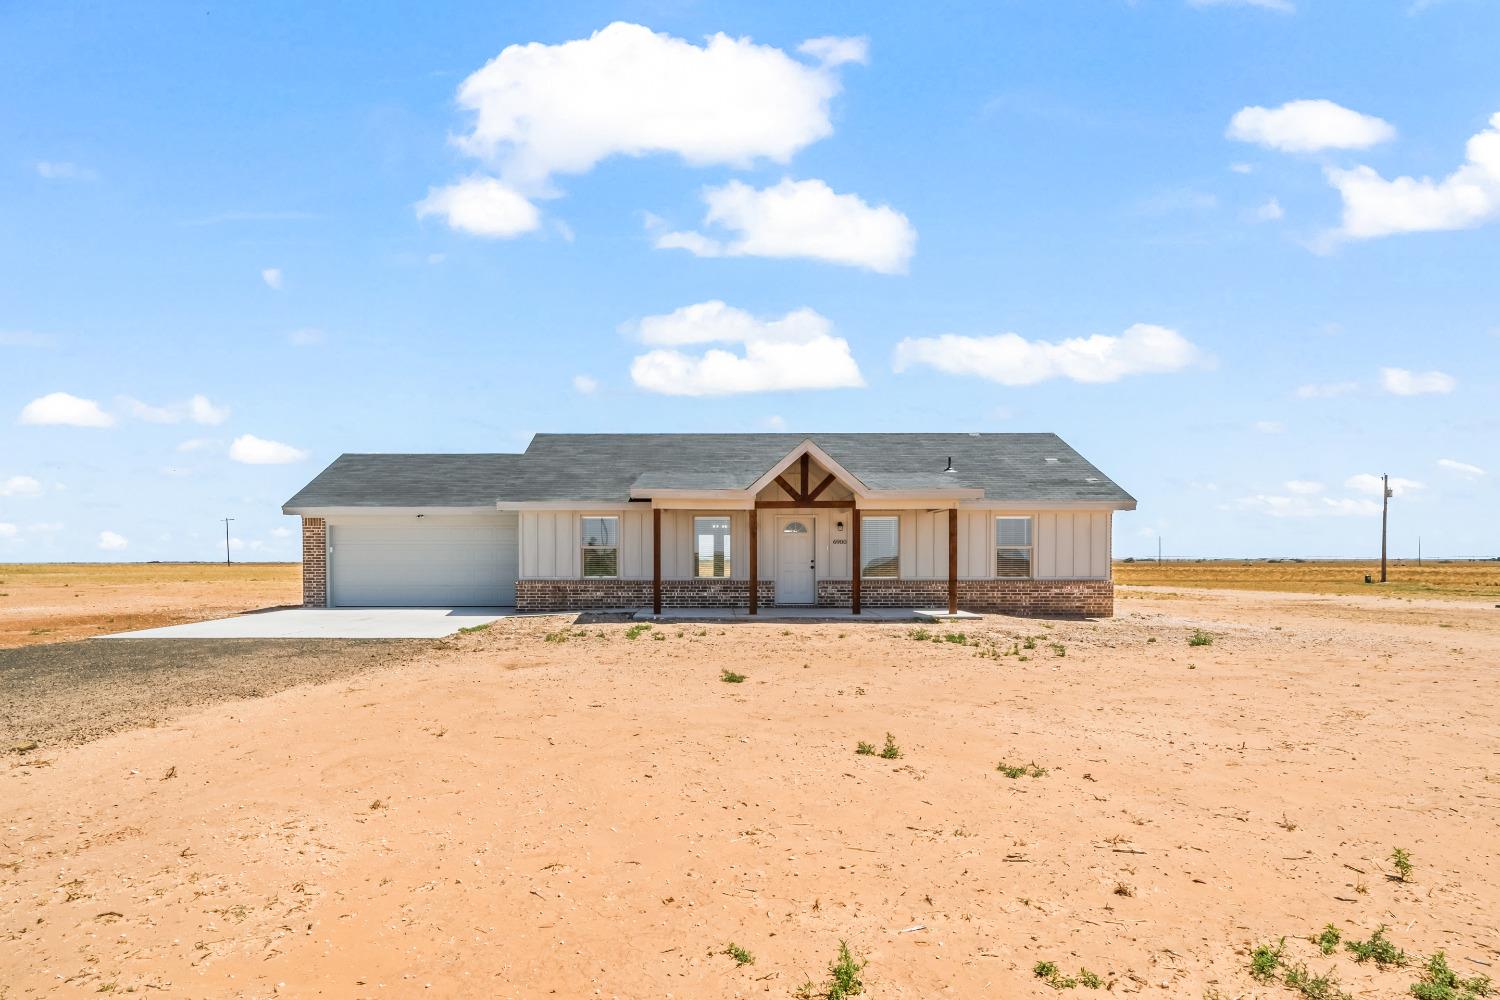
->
xmin=283 ymin=433 xmax=1135 ymax=510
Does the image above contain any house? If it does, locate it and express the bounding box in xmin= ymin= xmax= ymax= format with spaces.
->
xmin=282 ymin=433 xmax=1136 ymax=617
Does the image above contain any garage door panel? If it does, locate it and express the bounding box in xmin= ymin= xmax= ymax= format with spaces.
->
xmin=329 ymin=515 xmax=517 ymax=607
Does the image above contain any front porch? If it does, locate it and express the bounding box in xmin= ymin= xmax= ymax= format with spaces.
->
xmin=631 ymin=605 xmax=982 ymax=623
xmin=643 ymin=447 xmax=967 ymax=618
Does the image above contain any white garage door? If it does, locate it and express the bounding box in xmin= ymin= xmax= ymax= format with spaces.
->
xmin=328 ymin=514 xmax=518 ymax=607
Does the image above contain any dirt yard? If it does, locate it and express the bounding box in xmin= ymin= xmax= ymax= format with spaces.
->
xmin=3 ymin=589 xmax=1497 ymax=998
xmin=0 ymin=563 xmax=299 ymax=649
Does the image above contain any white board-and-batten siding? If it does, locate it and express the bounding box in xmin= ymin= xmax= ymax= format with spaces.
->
xmin=517 ymin=508 xmax=1112 ymax=581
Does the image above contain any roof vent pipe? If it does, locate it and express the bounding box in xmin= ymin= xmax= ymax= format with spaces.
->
xmin=944 ymin=456 xmax=954 ymax=473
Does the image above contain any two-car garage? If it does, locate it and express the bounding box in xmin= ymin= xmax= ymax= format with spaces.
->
xmin=326 ymin=514 xmax=519 ymax=607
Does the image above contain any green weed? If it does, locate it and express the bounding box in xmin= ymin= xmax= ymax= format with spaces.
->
xmin=1410 ymin=951 xmax=1493 ymax=1000
xmin=1188 ymin=628 xmax=1214 ymax=647
xmin=997 ymin=761 xmax=1047 ymax=779
xmin=625 ymin=623 xmax=651 ymax=640
xmin=879 ymin=732 xmax=902 ymax=760
xmin=721 ymin=942 xmax=754 ymax=966
xmin=1390 ymin=846 xmax=1414 ymax=882
xmin=1250 ymin=939 xmax=1285 ymax=982
xmin=1345 ymin=925 xmax=1408 ymax=968
xmin=855 ymin=741 xmax=876 ymax=756
xmin=720 ymin=669 xmax=747 ymax=684
xmin=797 ymin=940 xmax=865 ymax=999
xmin=1283 ymin=962 xmax=1352 ymax=1000
xmin=1314 ymin=923 xmax=1342 ymax=955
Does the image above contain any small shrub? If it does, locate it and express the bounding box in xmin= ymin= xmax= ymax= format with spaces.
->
xmin=856 ymin=741 xmax=876 ymax=756
xmin=1345 ymin=925 xmax=1408 ymax=968
xmin=1314 ymin=923 xmax=1342 ymax=956
xmin=1283 ymin=962 xmax=1352 ymax=1000
xmin=1250 ymin=939 xmax=1285 ymax=982
xmin=1188 ymin=629 xmax=1214 ymax=647
xmin=943 ymin=633 xmax=968 ymax=645
xmin=879 ymin=732 xmax=903 ymax=760
xmin=798 ymin=940 xmax=865 ymax=999
xmin=542 ymin=630 xmax=568 ymax=643
xmin=997 ymin=761 xmax=1047 ymax=779
xmin=721 ymin=942 xmax=754 ymax=966
xmin=1390 ymin=846 xmax=1414 ymax=882
xmin=1050 ymin=642 xmax=1067 ymax=657
xmin=458 ymin=622 xmax=491 ymax=634
xmin=1023 ymin=636 xmax=1037 ymax=650
xmin=1410 ymin=951 xmax=1493 ymax=1000
xmin=720 ymin=669 xmax=747 ymax=684
xmin=1077 ymin=968 xmax=1103 ymax=989
xmin=908 ymin=627 xmax=933 ymax=641
xmin=1113 ymin=882 xmax=1134 ymax=897
xmin=651 ymin=632 xmax=666 ymax=641
xmin=625 ymin=623 xmax=651 ymax=640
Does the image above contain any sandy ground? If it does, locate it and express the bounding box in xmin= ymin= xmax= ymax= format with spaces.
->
xmin=3 ymin=589 xmax=1498 ymax=998
xmin=0 ymin=639 xmax=432 ymax=750
xmin=0 ymin=564 xmax=299 ymax=649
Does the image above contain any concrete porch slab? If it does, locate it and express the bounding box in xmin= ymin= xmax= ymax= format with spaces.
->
xmin=101 ymin=607 xmax=512 ymax=639
xmin=911 ymin=608 xmax=983 ymax=621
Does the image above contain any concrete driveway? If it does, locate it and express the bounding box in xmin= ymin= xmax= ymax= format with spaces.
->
xmin=101 ymin=607 xmax=511 ymax=640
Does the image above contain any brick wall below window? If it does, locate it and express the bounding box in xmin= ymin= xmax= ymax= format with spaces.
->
xmin=817 ymin=578 xmax=1112 ymax=617
xmin=516 ymin=576 xmax=1110 ymax=616
xmin=516 ymin=578 xmax=777 ymax=611
xmin=301 ymin=516 xmax=326 ymax=607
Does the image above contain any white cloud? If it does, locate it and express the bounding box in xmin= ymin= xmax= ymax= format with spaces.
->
xmin=415 ymin=176 xmax=540 ymax=238
xmin=1253 ymin=420 xmax=1286 ymax=434
xmin=1255 ymin=197 xmax=1284 ymax=221
xmin=35 ymin=160 xmax=97 ymax=181
xmin=1230 ymin=162 xmax=1255 ymax=174
xmin=261 ymin=267 xmax=283 ymax=290
xmin=1325 ymin=112 xmax=1500 ymax=241
xmin=797 ymin=36 xmax=869 ymax=67
xmin=1436 ymin=458 xmax=1485 ymax=479
xmin=1380 ymin=367 xmax=1455 ymax=395
xmin=270 ymin=526 xmax=294 ymax=538
xmin=118 ymin=394 xmax=230 ymax=425
xmin=764 ymin=414 xmax=787 ymax=430
xmin=1189 ymin=0 xmax=1295 ymax=11
xmin=1295 ymin=380 xmax=1359 ymax=399
xmin=450 ymin=23 xmax=859 ymax=193
xmin=0 ymin=523 xmax=16 ymax=539
xmin=18 ymin=392 xmax=115 ymax=428
xmin=288 ymin=327 xmax=325 ymax=347
xmin=1231 ymin=494 xmax=1382 ymax=518
xmin=189 ymin=394 xmax=229 ymax=425
xmin=0 ymin=475 xmax=43 ymax=497
xmin=658 ymin=178 xmax=916 ymax=274
xmin=1284 ymin=480 xmax=1325 ymax=494
xmin=628 ymin=300 xmax=864 ymax=396
xmin=176 ymin=437 xmax=217 ymax=453
xmin=893 ymin=323 xmax=1202 ymax=386
xmin=229 ymin=434 xmax=310 ymax=465
xmin=572 ymin=374 xmax=599 ymax=394
xmin=97 ymin=530 xmax=128 ymax=551
xmin=1228 ymin=100 xmax=1395 ymax=153
xmin=1346 ymin=473 xmax=1424 ymax=497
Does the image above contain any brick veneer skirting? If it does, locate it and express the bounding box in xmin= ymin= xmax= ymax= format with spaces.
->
xmin=301 ymin=516 xmax=327 ymax=608
xmin=817 ymin=578 xmax=1113 ymax=617
xmin=516 ymin=578 xmax=777 ymax=612
xmin=516 ymin=576 xmax=1110 ymax=616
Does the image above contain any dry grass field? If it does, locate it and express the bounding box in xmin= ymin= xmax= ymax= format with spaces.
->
xmin=1115 ymin=558 xmax=1500 ymax=600
xmin=0 ymin=562 xmax=299 ymax=648
xmin=3 ymin=587 xmax=1498 ymax=997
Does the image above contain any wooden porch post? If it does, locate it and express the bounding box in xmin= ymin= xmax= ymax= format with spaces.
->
xmin=652 ymin=507 xmax=662 ymax=616
xmin=948 ymin=507 xmax=959 ymax=616
xmin=850 ymin=505 xmax=861 ymax=615
xmin=748 ymin=509 xmax=758 ymax=615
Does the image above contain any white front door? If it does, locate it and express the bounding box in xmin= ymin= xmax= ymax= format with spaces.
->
xmin=776 ymin=516 xmax=816 ymax=604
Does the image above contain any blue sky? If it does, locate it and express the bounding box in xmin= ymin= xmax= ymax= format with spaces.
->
xmin=3 ymin=0 xmax=1497 ymax=561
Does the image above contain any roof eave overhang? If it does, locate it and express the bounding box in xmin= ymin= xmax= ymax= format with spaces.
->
xmin=282 ymin=504 xmax=498 ymax=516
xmin=627 ymin=486 xmax=985 ymax=502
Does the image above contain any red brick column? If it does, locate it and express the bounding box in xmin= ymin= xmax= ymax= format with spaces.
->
xmin=301 ymin=516 xmax=327 ymax=607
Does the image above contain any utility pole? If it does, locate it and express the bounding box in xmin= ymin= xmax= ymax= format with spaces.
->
xmin=1157 ymin=535 xmax=1162 ymax=565
xmin=1379 ymin=474 xmax=1391 ymax=583
xmin=1418 ymin=536 xmax=1422 ymax=567
xmin=222 ymin=517 xmax=234 ymax=567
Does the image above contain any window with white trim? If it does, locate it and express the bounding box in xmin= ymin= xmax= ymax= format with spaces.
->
xmin=996 ymin=516 xmax=1033 ymax=578
xmin=693 ymin=516 xmax=732 ymax=578
xmin=581 ymin=516 xmax=619 ymax=578
xmin=860 ymin=515 xmax=900 ymax=578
